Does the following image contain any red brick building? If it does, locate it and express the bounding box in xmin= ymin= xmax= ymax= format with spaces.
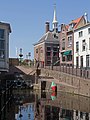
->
xmin=60 ymin=15 xmax=86 ymax=66
xmin=34 ymin=6 xmax=60 ymax=68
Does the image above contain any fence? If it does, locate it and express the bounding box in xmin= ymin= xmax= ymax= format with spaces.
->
xmin=44 ymin=64 xmax=90 ymax=79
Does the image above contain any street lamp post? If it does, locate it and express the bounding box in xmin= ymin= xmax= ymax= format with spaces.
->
xmin=28 ymin=52 xmax=31 ymax=66
xmin=19 ymin=48 xmax=23 ymax=65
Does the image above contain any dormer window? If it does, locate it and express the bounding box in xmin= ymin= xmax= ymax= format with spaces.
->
xmin=68 ymin=23 xmax=74 ymax=30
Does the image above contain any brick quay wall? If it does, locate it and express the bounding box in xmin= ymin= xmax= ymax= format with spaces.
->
xmin=40 ymin=68 xmax=90 ymax=97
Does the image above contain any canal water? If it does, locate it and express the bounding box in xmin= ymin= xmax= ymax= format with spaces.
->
xmin=2 ymin=89 xmax=90 ymax=120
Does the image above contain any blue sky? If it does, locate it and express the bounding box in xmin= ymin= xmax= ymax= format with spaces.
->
xmin=0 ymin=0 xmax=90 ymax=59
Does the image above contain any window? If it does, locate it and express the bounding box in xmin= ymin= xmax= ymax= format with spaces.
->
xmin=53 ymin=52 xmax=57 ymax=56
xmin=0 ymin=41 xmax=5 ymax=49
xmin=47 ymin=52 xmax=51 ymax=56
xmin=76 ymin=41 xmax=79 ymax=52
xmin=62 ymin=42 xmax=65 ymax=50
xmin=36 ymin=49 xmax=38 ymax=53
xmin=47 ymin=47 xmax=51 ymax=51
xmin=88 ymin=28 xmax=90 ymax=34
xmin=86 ymin=55 xmax=90 ymax=67
xmin=46 ymin=56 xmax=51 ymax=60
xmin=68 ymin=36 xmax=72 ymax=47
xmin=80 ymin=56 xmax=83 ymax=68
xmin=62 ymin=39 xmax=65 ymax=50
xmin=0 ymin=50 xmax=5 ymax=59
xmin=79 ymin=31 xmax=83 ymax=37
xmin=82 ymin=39 xmax=86 ymax=51
xmin=62 ymin=54 xmax=65 ymax=61
xmin=54 ymin=34 xmax=58 ymax=39
xmin=76 ymin=57 xmax=79 ymax=68
xmin=53 ymin=47 xmax=57 ymax=52
xmin=0 ymin=29 xmax=5 ymax=58
xmin=0 ymin=29 xmax=5 ymax=59
xmin=66 ymin=55 xmax=72 ymax=61
xmin=0 ymin=29 xmax=4 ymax=39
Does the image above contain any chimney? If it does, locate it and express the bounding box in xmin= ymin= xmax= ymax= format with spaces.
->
xmin=45 ymin=21 xmax=49 ymax=33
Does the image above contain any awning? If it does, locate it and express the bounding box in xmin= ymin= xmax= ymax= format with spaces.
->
xmin=63 ymin=50 xmax=72 ymax=55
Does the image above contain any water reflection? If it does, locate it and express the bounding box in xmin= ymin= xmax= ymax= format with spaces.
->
xmin=51 ymin=91 xmax=57 ymax=101
xmin=15 ymin=104 xmax=34 ymax=120
xmin=2 ymin=89 xmax=90 ymax=120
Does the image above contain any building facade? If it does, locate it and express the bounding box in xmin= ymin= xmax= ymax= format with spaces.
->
xmin=0 ymin=22 xmax=11 ymax=72
xmin=34 ymin=24 xmax=60 ymax=67
xmin=34 ymin=6 xmax=60 ymax=67
xmin=60 ymin=15 xmax=86 ymax=66
xmin=74 ymin=21 xmax=90 ymax=68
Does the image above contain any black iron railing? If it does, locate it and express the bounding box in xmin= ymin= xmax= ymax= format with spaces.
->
xmin=43 ymin=64 xmax=90 ymax=79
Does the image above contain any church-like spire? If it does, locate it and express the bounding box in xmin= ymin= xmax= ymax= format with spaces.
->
xmin=52 ymin=4 xmax=58 ymax=31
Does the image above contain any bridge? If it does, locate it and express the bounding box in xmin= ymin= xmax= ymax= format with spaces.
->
xmin=8 ymin=65 xmax=90 ymax=97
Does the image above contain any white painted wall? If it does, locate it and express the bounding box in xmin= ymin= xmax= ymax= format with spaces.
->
xmin=74 ymin=24 xmax=90 ymax=68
